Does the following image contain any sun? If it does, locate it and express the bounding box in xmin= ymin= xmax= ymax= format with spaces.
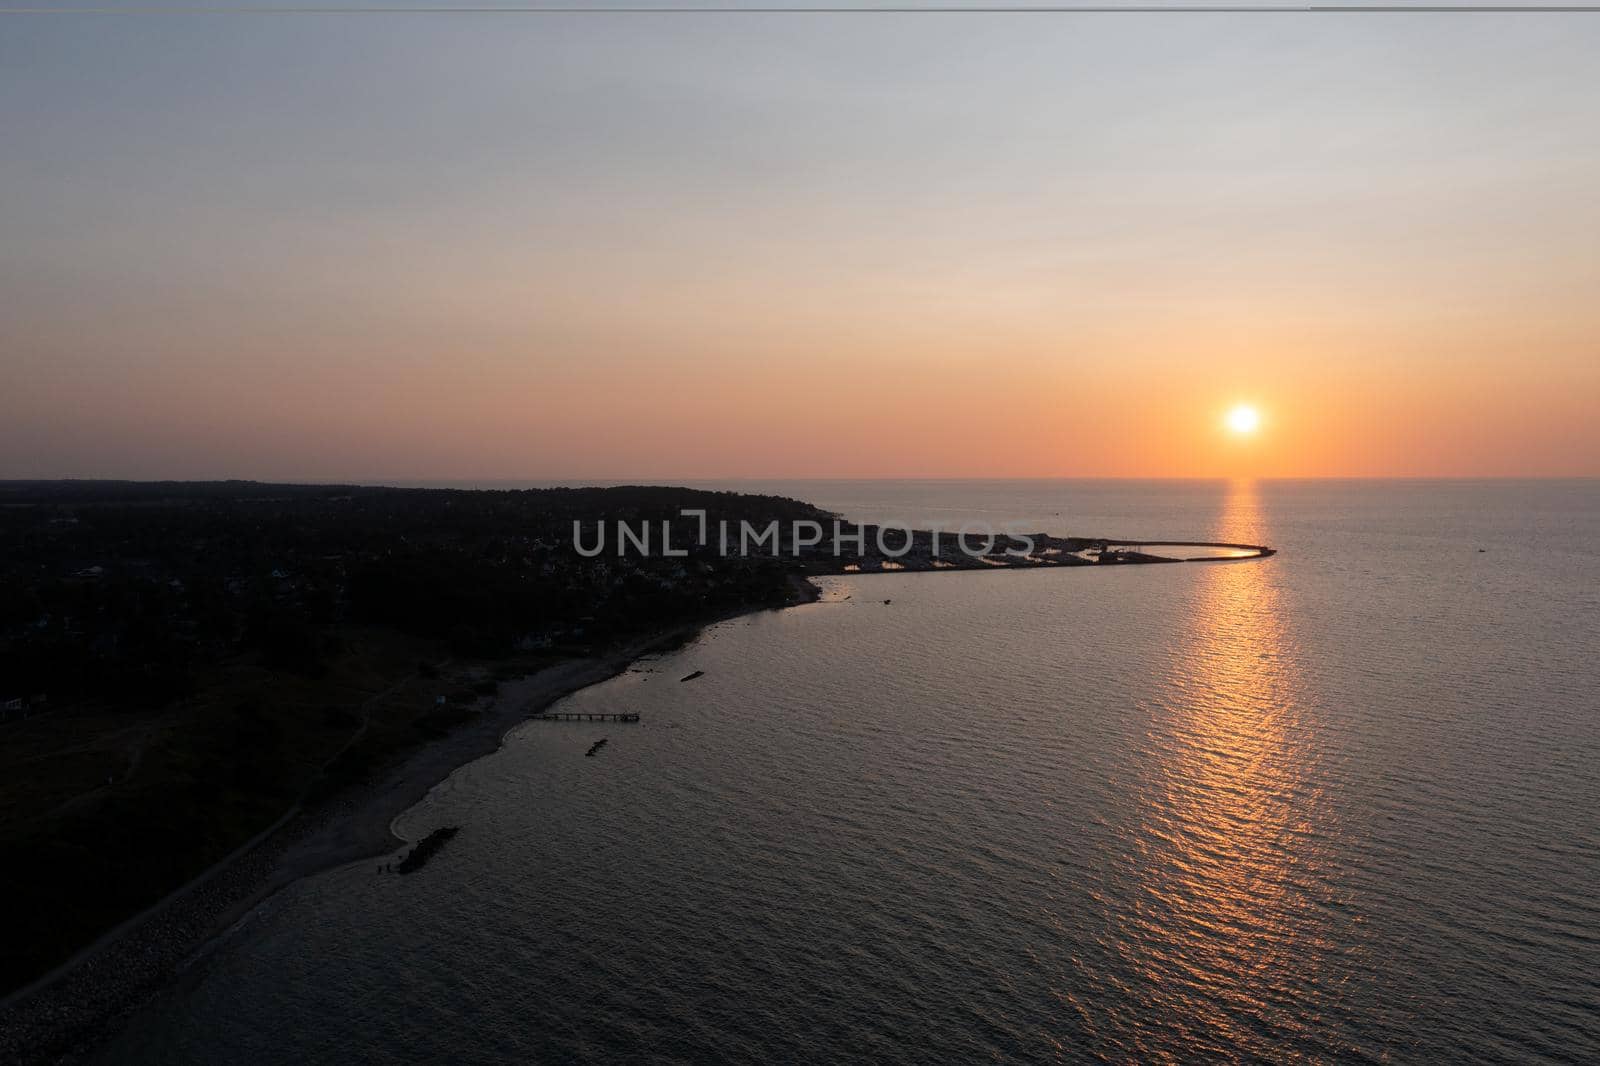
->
xmin=1225 ymin=404 xmax=1261 ymax=435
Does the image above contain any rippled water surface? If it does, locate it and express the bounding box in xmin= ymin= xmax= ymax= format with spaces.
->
xmin=105 ymin=480 xmax=1600 ymax=1063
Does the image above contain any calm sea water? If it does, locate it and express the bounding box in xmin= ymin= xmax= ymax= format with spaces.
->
xmin=104 ymin=480 xmax=1600 ymax=1063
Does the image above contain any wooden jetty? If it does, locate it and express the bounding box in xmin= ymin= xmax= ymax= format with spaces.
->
xmin=529 ymin=711 xmax=639 ymax=723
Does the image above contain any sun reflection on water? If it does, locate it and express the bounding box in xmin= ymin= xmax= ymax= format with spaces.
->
xmin=1114 ymin=481 xmax=1345 ymax=1059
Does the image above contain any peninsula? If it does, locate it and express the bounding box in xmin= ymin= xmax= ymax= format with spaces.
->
xmin=0 ymin=481 xmax=1272 ymax=1062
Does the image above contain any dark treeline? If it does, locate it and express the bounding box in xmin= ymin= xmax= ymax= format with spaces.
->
xmin=0 ymin=482 xmax=826 ymax=997
xmin=0 ymin=481 xmax=824 ymax=707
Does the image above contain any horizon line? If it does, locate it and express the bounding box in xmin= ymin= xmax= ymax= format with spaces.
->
xmin=5 ymin=474 xmax=1598 ymax=485
xmin=7 ymin=4 xmax=1600 ymax=13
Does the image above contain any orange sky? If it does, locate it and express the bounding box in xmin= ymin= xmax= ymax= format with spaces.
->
xmin=2 ymin=13 xmax=1597 ymax=479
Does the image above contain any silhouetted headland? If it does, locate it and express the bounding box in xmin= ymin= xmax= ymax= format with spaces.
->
xmin=0 ymin=480 xmax=1272 ymax=1064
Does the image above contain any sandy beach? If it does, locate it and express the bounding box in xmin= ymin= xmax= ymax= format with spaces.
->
xmin=0 ymin=589 xmax=816 ymax=1065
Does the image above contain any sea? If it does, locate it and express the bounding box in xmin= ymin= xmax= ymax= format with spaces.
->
xmin=100 ymin=480 xmax=1600 ymax=1063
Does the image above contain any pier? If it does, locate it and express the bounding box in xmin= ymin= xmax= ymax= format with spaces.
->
xmin=529 ymin=711 xmax=640 ymax=723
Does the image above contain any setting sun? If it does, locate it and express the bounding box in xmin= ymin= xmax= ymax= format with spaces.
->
xmin=1225 ymin=404 xmax=1262 ymax=435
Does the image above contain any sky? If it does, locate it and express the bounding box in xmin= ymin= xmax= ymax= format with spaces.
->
xmin=2 ymin=3 xmax=1598 ymax=480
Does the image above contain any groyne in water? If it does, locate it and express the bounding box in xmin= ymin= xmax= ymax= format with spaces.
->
xmin=396 ymin=827 xmax=460 ymax=875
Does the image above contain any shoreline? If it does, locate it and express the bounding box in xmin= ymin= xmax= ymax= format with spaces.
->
xmin=0 ymin=542 xmax=1277 ymax=1062
xmin=0 ymin=583 xmax=820 ymax=1066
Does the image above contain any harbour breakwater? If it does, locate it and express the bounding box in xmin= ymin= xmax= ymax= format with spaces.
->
xmin=800 ymin=533 xmax=1275 ymax=573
